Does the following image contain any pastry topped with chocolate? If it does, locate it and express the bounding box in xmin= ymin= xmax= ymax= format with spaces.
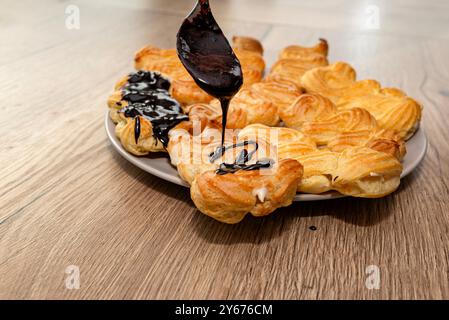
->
xmin=108 ymin=70 xmax=188 ymax=154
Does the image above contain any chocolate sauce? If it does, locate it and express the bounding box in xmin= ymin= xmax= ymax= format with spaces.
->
xmin=127 ymin=70 xmax=170 ymax=91
xmin=208 ymin=141 xmax=273 ymax=175
xmin=216 ymin=159 xmax=272 ymax=175
xmin=119 ymin=71 xmax=188 ymax=147
xmin=134 ymin=116 xmax=141 ymax=144
xmin=209 ymin=140 xmax=257 ymax=162
xmin=176 ymin=0 xmax=243 ymax=147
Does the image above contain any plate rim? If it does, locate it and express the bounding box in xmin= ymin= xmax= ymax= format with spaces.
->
xmin=105 ymin=111 xmax=427 ymax=202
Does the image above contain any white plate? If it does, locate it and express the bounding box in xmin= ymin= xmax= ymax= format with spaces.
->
xmin=105 ymin=112 xmax=427 ymax=201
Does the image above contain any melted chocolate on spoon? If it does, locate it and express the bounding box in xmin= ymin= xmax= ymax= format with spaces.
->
xmin=176 ymin=0 xmax=243 ymax=148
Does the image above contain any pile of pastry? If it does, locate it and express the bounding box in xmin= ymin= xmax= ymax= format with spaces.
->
xmin=107 ymin=36 xmax=422 ymax=223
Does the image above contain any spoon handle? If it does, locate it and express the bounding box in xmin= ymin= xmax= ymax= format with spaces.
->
xmin=198 ymin=0 xmax=210 ymax=14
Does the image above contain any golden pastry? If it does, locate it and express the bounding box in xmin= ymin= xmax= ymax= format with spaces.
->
xmin=267 ymin=56 xmax=328 ymax=87
xmin=279 ymin=93 xmax=337 ymax=129
xmin=366 ymin=139 xmax=405 ymax=160
xmin=338 ymin=86 xmax=422 ymax=140
xmin=267 ymin=39 xmax=329 ymax=87
xmin=300 ymin=107 xmax=378 ymax=145
xmin=167 ymin=124 xmax=224 ymax=184
xmin=287 ymin=150 xmax=338 ymax=194
xmin=177 ymin=81 xmax=286 ymax=129
xmin=250 ymin=79 xmax=303 ymax=110
xmin=182 ymin=103 xmax=222 ymax=127
xmin=242 ymin=69 xmax=264 ymax=89
xmin=238 ymin=123 xmax=313 ymax=146
xmin=234 ymin=48 xmax=265 ymax=87
xmin=240 ymin=124 xmax=334 ymax=193
xmin=181 ymin=79 xmax=297 ymax=130
xmin=232 ymin=36 xmax=264 ymax=55
xmin=328 ymin=129 xmax=406 ymax=160
xmin=211 ymin=80 xmax=301 ymax=129
xmin=301 ymin=62 xmax=422 ymax=139
xmin=278 ymin=38 xmax=329 ymax=59
xmin=186 ymin=77 xmax=303 ymax=129
xmin=182 ymin=92 xmax=278 ymax=130
xmin=238 ymin=124 xmax=335 ymax=194
xmin=191 ymin=158 xmax=303 ymax=224
xmin=301 ymin=62 xmax=360 ymax=103
xmin=134 ymin=45 xmax=199 ymax=105
xmin=279 ymin=93 xmax=405 ymax=158
xmin=237 ymin=124 xmax=404 ymax=195
xmin=211 ymin=88 xmax=280 ymax=127
xmin=187 ymin=102 xmax=249 ymax=130
xmin=170 ymin=74 xmax=214 ymax=106
xmin=281 ymin=144 xmax=403 ymax=197
xmin=134 ymin=46 xmax=188 ymax=80
xmin=332 ymin=147 xmax=403 ymax=197
xmin=108 ymin=89 xmax=126 ymax=123
xmin=116 ymin=115 xmax=165 ymax=154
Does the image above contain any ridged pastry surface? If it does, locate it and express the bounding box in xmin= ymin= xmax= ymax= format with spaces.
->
xmin=268 ymin=39 xmax=329 ymax=88
xmin=235 ymin=124 xmax=403 ymax=197
xmin=278 ymin=38 xmax=329 ymax=59
xmin=191 ymin=158 xmax=303 ymax=223
xmin=279 ymin=93 xmax=406 ymax=159
xmin=301 ymin=62 xmax=422 ymax=139
xmin=332 ymin=147 xmax=403 ymax=198
xmin=338 ymin=87 xmax=422 ymax=140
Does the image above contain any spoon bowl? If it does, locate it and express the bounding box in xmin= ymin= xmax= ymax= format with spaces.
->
xmin=176 ymin=0 xmax=243 ymax=98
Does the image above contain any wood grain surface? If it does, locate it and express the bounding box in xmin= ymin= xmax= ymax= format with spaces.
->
xmin=1 ymin=0 xmax=448 ymax=300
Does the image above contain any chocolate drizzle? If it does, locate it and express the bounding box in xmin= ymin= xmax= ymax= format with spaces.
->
xmin=127 ymin=70 xmax=170 ymax=91
xmin=209 ymin=141 xmax=273 ymax=175
xmin=176 ymin=0 xmax=243 ymax=147
xmin=216 ymin=159 xmax=272 ymax=175
xmin=118 ymin=71 xmax=188 ymax=147
xmin=134 ymin=116 xmax=141 ymax=144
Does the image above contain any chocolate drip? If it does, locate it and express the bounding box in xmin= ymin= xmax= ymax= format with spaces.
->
xmin=219 ymin=98 xmax=230 ymax=146
xmin=216 ymin=159 xmax=272 ymax=175
xmin=209 ymin=140 xmax=258 ymax=162
xmin=209 ymin=141 xmax=273 ymax=175
xmin=118 ymin=71 xmax=187 ymax=147
xmin=176 ymin=0 xmax=243 ymax=149
xmin=146 ymin=115 xmax=188 ymax=147
xmin=134 ymin=116 xmax=141 ymax=144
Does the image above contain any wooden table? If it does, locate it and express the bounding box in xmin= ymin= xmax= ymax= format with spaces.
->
xmin=1 ymin=0 xmax=448 ymax=300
